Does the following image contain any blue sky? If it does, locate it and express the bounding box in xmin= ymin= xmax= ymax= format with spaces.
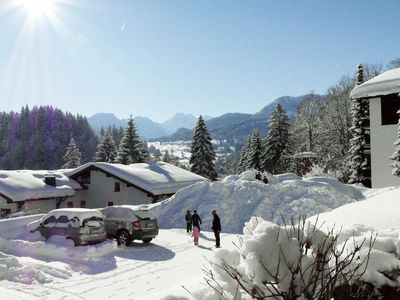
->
xmin=0 ymin=0 xmax=399 ymax=122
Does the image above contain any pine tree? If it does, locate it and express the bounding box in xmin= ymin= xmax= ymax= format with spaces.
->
xmin=189 ymin=116 xmax=218 ymax=181
xmin=247 ymin=129 xmax=263 ymax=171
xmin=61 ymin=138 xmax=82 ymax=168
xmin=348 ymin=64 xmax=371 ymax=186
xmin=94 ymin=131 xmax=117 ymax=163
xmin=238 ymin=136 xmax=251 ymax=173
xmin=262 ymin=104 xmax=290 ymax=174
xmin=138 ymin=141 xmax=150 ymax=162
xmin=391 ymin=110 xmax=400 ymax=176
xmin=115 ymin=116 xmax=144 ymax=164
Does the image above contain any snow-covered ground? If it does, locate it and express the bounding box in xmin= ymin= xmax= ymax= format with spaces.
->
xmin=0 ymin=172 xmax=399 ymax=299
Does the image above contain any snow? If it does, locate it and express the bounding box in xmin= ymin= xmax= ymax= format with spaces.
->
xmin=42 ymin=208 xmax=104 ymax=222
xmin=100 ymin=205 xmax=156 ymax=222
xmin=0 ymin=172 xmax=400 ymax=299
xmin=149 ymin=170 xmax=364 ymax=233
xmin=66 ymin=161 xmax=207 ymax=196
xmin=307 ymin=187 xmax=400 ymax=289
xmin=0 ymin=170 xmax=78 ymax=202
xmin=350 ymin=67 xmax=400 ymax=99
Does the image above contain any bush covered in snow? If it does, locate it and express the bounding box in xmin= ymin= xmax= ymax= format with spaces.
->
xmin=195 ymin=216 xmax=375 ymax=300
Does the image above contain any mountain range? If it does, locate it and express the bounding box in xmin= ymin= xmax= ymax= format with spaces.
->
xmin=88 ymin=95 xmax=307 ymax=143
xmin=88 ymin=112 xmax=200 ymax=139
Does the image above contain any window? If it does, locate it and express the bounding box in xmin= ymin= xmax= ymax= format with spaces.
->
xmin=67 ymin=201 xmax=73 ymax=208
xmin=81 ymin=200 xmax=86 ymax=208
xmin=0 ymin=209 xmax=11 ymax=218
xmin=114 ymin=182 xmax=121 ymax=192
xmin=381 ymin=94 xmax=400 ymax=125
xmin=43 ymin=215 xmax=56 ymax=225
xmin=79 ymin=171 xmax=91 ymax=185
xmin=108 ymin=202 xmax=114 ymax=206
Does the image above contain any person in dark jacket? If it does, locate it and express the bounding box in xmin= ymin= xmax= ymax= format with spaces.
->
xmin=211 ymin=210 xmax=221 ymax=248
xmin=191 ymin=210 xmax=202 ymax=231
xmin=185 ymin=210 xmax=192 ymax=233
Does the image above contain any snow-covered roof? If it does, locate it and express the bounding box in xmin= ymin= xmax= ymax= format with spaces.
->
xmin=0 ymin=170 xmax=78 ymax=202
xmin=350 ymin=68 xmax=400 ymax=99
xmin=43 ymin=208 xmax=104 ymax=221
xmin=293 ymin=152 xmax=319 ymax=159
xmin=66 ymin=161 xmax=207 ymax=196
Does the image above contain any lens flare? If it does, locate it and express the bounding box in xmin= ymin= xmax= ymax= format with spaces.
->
xmin=17 ymin=0 xmax=55 ymax=18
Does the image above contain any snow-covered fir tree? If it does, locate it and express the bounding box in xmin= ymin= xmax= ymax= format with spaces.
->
xmin=61 ymin=138 xmax=82 ymax=168
xmin=348 ymin=64 xmax=371 ymax=186
xmin=238 ymin=136 xmax=251 ymax=173
xmin=391 ymin=110 xmax=400 ymax=176
xmin=138 ymin=141 xmax=150 ymax=162
xmin=262 ymin=104 xmax=290 ymax=174
xmin=93 ymin=131 xmax=117 ymax=163
xmin=247 ymin=129 xmax=263 ymax=171
xmin=115 ymin=116 xmax=144 ymax=164
xmin=189 ymin=115 xmax=218 ymax=181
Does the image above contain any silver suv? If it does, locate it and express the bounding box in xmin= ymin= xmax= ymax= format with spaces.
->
xmin=100 ymin=206 xmax=159 ymax=246
xmin=32 ymin=208 xmax=107 ymax=246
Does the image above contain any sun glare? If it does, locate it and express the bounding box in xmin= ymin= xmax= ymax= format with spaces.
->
xmin=17 ymin=0 xmax=55 ymax=18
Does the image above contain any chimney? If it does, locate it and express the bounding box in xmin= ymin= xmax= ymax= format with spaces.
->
xmin=44 ymin=175 xmax=56 ymax=186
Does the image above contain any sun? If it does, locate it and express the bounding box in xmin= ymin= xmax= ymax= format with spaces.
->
xmin=17 ymin=0 xmax=55 ymax=18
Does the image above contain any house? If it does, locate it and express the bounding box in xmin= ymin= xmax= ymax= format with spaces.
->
xmin=63 ymin=161 xmax=206 ymax=209
xmin=0 ymin=162 xmax=206 ymax=217
xmin=0 ymin=170 xmax=79 ymax=217
xmin=350 ymin=67 xmax=400 ymax=188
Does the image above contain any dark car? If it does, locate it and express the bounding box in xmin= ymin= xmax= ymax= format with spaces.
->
xmin=99 ymin=205 xmax=159 ymax=246
xmin=31 ymin=208 xmax=107 ymax=246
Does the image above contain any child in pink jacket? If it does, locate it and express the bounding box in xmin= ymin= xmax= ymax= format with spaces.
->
xmin=193 ymin=226 xmax=200 ymax=245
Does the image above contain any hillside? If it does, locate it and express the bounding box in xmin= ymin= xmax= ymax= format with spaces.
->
xmin=158 ymin=95 xmax=306 ymax=142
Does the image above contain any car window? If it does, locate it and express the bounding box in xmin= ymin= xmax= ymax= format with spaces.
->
xmin=54 ymin=215 xmax=70 ymax=228
xmin=83 ymin=216 xmax=103 ymax=227
xmin=43 ymin=215 xmax=57 ymax=226
xmin=133 ymin=210 xmax=155 ymax=220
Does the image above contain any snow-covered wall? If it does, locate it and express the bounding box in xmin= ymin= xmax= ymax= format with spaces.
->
xmin=370 ymin=97 xmax=400 ymax=188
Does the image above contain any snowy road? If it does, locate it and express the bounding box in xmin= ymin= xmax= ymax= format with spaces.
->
xmin=0 ymin=229 xmax=237 ymax=300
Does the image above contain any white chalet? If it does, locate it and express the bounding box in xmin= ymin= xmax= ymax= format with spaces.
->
xmin=0 ymin=161 xmax=206 ymax=217
xmin=65 ymin=161 xmax=206 ymax=208
xmin=350 ymin=68 xmax=400 ymax=188
xmin=0 ymin=170 xmax=79 ymax=217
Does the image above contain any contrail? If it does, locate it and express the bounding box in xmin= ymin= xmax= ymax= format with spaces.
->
xmin=121 ymin=22 xmax=126 ymax=32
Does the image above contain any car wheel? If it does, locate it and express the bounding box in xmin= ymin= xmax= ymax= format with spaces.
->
xmin=66 ymin=237 xmax=79 ymax=247
xmin=143 ymin=238 xmax=152 ymax=244
xmin=117 ymin=231 xmax=132 ymax=246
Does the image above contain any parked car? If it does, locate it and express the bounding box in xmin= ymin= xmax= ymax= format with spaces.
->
xmin=99 ymin=205 xmax=159 ymax=246
xmin=31 ymin=208 xmax=107 ymax=246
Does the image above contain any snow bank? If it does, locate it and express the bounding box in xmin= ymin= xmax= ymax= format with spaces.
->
xmin=0 ymin=214 xmax=44 ymax=239
xmin=0 ymin=214 xmax=118 ymax=282
xmin=306 ymin=187 xmax=400 ymax=288
xmin=0 ymin=252 xmax=72 ymax=284
xmin=150 ymin=170 xmax=364 ymax=233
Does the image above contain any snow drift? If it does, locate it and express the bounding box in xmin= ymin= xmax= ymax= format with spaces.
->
xmin=150 ymin=170 xmax=365 ymax=233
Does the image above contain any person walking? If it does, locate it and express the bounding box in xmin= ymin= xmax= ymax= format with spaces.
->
xmin=191 ymin=210 xmax=202 ymax=231
xmin=185 ymin=210 xmax=192 ymax=233
xmin=211 ymin=210 xmax=221 ymax=248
